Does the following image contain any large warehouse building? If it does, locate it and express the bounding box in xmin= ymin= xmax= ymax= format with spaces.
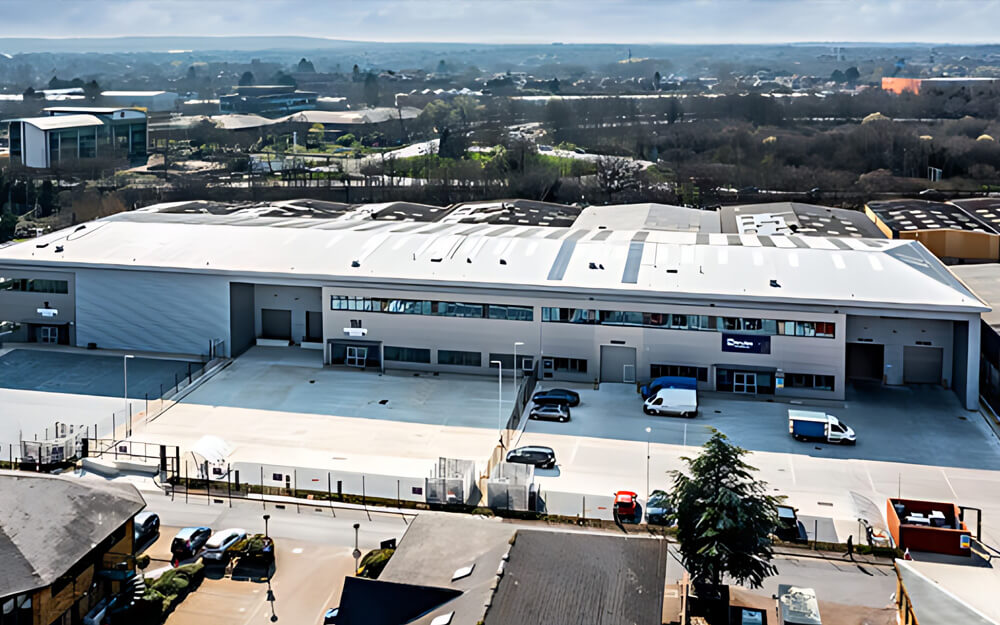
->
xmin=0 ymin=200 xmax=987 ymax=408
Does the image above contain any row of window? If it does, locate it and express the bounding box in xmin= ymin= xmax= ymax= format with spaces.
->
xmin=541 ymin=308 xmax=835 ymax=338
xmin=650 ymin=363 xmax=710 ymax=382
xmin=783 ymin=373 xmax=836 ymax=391
xmin=0 ymin=277 xmax=69 ymax=294
xmin=331 ymin=296 xmax=533 ymax=321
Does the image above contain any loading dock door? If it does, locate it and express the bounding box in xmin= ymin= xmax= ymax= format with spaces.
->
xmin=847 ymin=343 xmax=884 ymax=381
xmin=904 ymin=346 xmax=943 ymax=384
xmin=600 ymin=345 xmax=636 ymax=383
xmin=261 ymin=309 xmax=292 ymax=340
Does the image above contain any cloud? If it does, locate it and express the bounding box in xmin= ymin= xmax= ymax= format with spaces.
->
xmin=0 ymin=0 xmax=999 ymax=43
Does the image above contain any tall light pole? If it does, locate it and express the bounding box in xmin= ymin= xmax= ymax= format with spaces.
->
xmin=513 ymin=341 xmax=525 ymax=398
xmin=490 ymin=360 xmax=503 ymax=449
xmin=263 ymin=513 xmax=270 ymax=539
xmin=352 ymin=523 xmax=361 ymax=575
xmin=123 ymin=354 xmax=134 ymax=436
xmin=645 ymin=426 xmax=651 ymax=511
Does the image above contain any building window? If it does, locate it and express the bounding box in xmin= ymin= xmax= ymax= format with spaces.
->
xmin=784 ymin=373 xmax=835 ymax=391
xmin=489 ymin=353 xmax=534 ymax=370
xmin=552 ymin=357 xmax=587 ymax=373
xmin=778 ymin=321 xmax=835 ymax=338
xmin=650 ymin=364 xmax=709 ymax=382
xmin=330 ymin=296 xmax=531 ymax=321
xmin=437 ymin=349 xmax=482 ymax=367
xmin=0 ymin=277 xmax=69 ymax=294
xmin=384 ymin=346 xmax=431 ymax=363
xmin=542 ymin=307 xmax=597 ymax=324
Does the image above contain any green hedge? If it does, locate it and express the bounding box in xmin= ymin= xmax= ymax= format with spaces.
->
xmin=137 ymin=562 xmax=205 ymax=622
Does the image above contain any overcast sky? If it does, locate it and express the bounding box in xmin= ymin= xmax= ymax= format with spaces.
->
xmin=1 ymin=0 xmax=998 ymax=44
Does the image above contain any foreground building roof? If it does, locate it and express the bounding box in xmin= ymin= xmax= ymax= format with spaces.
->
xmin=0 ymin=471 xmax=145 ymax=598
xmin=0 ymin=200 xmax=985 ymax=315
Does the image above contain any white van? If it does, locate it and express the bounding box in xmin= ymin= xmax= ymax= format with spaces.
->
xmin=643 ymin=386 xmax=698 ymax=418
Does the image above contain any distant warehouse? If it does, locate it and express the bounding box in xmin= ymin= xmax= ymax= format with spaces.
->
xmin=0 ymin=200 xmax=986 ymax=409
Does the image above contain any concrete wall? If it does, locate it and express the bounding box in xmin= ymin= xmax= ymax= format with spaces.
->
xmin=75 ymin=268 xmax=230 ymax=357
xmin=322 ymin=286 xmax=847 ymax=399
xmin=231 ymin=461 xmax=428 ymax=503
xmin=253 ymin=284 xmax=322 ymax=345
xmin=846 ymin=315 xmax=955 ymax=387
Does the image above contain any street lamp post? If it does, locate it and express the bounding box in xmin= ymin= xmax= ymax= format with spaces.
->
xmin=266 ymin=581 xmax=277 ymax=622
xmin=513 ymin=341 xmax=525 ymax=398
xmin=645 ymin=426 xmax=651 ymax=518
xmin=123 ymin=354 xmax=134 ymax=436
xmin=490 ymin=360 xmax=503 ymax=448
xmin=263 ymin=513 xmax=270 ymax=539
xmin=352 ymin=523 xmax=361 ymax=575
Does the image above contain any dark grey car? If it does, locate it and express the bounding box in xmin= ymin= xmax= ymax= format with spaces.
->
xmin=506 ymin=446 xmax=556 ymax=469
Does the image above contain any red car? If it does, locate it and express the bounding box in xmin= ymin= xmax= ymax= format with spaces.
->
xmin=614 ymin=491 xmax=639 ymax=522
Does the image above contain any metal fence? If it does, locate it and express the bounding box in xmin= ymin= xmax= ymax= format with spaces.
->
xmin=425 ymin=458 xmax=477 ymax=506
xmin=503 ymin=361 xmax=539 ymax=448
xmin=487 ymin=462 xmax=534 ymax=512
xmin=82 ymin=438 xmax=181 ymax=482
xmin=19 ymin=423 xmax=89 ymax=466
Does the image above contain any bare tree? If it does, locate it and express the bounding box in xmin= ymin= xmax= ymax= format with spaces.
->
xmin=596 ymin=156 xmax=642 ymax=200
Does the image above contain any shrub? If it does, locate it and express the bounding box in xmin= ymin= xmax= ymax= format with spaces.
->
xmin=358 ymin=548 xmax=395 ymax=579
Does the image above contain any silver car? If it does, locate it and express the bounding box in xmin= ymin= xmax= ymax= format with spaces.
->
xmin=201 ymin=528 xmax=247 ymax=562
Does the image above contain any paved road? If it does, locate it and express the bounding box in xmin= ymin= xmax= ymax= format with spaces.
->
xmin=141 ymin=490 xmax=411 ymax=625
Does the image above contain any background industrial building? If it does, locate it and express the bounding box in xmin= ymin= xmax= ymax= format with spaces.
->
xmin=0 ymin=199 xmax=986 ymax=409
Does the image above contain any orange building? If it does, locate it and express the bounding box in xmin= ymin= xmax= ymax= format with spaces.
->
xmin=882 ymin=77 xmax=923 ymax=94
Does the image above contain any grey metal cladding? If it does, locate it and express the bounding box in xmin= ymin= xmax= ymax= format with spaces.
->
xmin=546 ymin=230 xmax=589 ymax=281
xmin=75 ymin=268 xmax=231 ymax=356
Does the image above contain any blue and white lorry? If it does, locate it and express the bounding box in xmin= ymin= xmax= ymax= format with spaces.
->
xmin=788 ymin=409 xmax=856 ymax=445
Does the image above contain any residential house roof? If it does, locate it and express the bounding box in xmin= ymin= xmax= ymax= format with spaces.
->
xmin=0 ymin=471 xmax=145 ymax=598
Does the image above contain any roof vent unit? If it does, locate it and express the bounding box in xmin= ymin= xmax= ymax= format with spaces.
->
xmin=499 ymin=259 xmax=507 ymax=265
xmin=36 ymin=242 xmax=48 ymax=248
xmin=54 ymin=245 xmax=64 ymax=253
xmin=431 ymin=257 xmax=442 ymax=263
xmin=351 ymin=260 xmax=360 ymax=268
xmin=770 ymin=279 xmax=781 ymax=288
xmin=588 ymin=262 xmax=605 ymax=270
xmin=452 ymin=563 xmax=474 ymax=581
xmin=666 ymin=268 xmax=679 ymax=274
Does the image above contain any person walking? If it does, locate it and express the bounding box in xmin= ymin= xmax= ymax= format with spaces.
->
xmin=843 ymin=535 xmax=855 ymax=561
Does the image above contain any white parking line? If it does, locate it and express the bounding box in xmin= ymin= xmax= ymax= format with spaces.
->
xmin=941 ymin=469 xmax=958 ymax=499
xmin=788 ymin=455 xmax=797 ymax=486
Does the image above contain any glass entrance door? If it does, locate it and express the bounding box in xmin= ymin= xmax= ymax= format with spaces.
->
xmin=733 ymin=371 xmax=757 ymax=394
xmin=39 ymin=326 xmax=58 ymax=344
xmin=346 ymin=346 xmax=368 ymax=368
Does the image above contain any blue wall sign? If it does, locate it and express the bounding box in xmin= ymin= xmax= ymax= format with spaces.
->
xmin=722 ymin=333 xmax=771 ymax=354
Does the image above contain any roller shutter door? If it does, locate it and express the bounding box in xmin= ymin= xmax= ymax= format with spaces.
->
xmin=903 ymin=346 xmax=943 ymax=384
xmin=261 ymin=309 xmax=292 ymax=340
xmin=600 ymin=345 xmax=636 ymax=383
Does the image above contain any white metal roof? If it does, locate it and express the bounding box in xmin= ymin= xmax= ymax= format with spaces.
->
xmin=101 ymin=90 xmax=173 ymax=97
xmin=6 ymin=114 xmax=105 ymax=130
xmin=0 ymin=205 xmax=986 ymax=314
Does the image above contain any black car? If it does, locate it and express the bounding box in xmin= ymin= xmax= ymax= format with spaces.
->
xmin=532 ymin=389 xmax=581 ymax=407
xmin=529 ymin=403 xmax=570 ymax=422
xmin=506 ymin=446 xmax=556 ymax=469
xmin=170 ymin=527 xmax=212 ymax=563
xmin=133 ymin=511 xmax=160 ymax=545
xmin=775 ymin=505 xmax=808 ymax=543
